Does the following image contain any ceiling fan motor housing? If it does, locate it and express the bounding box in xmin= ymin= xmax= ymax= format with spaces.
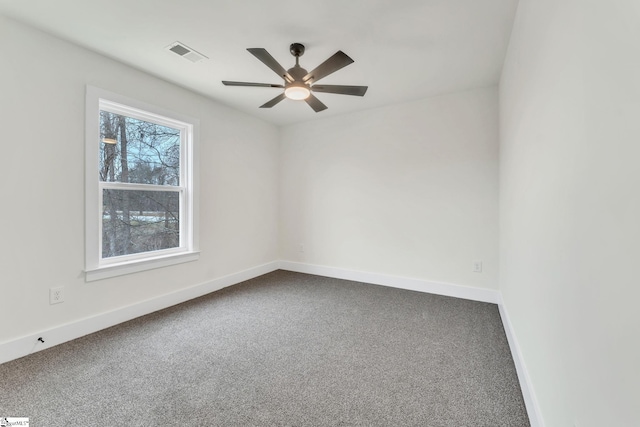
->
xmin=285 ymin=57 xmax=311 ymax=100
xmin=287 ymin=65 xmax=308 ymax=82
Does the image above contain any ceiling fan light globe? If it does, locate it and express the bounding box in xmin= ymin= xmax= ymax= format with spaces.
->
xmin=285 ymin=85 xmax=311 ymax=100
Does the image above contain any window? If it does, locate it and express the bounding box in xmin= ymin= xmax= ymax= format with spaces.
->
xmin=85 ymin=87 xmax=198 ymax=281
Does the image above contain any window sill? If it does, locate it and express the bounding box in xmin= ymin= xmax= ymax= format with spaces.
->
xmin=85 ymin=251 xmax=200 ymax=282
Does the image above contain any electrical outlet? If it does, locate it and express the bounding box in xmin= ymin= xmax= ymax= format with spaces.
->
xmin=299 ymin=244 xmax=305 ymax=253
xmin=473 ymin=260 xmax=483 ymax=273
xmin=50 ymin=287 xmax=64 ymax=304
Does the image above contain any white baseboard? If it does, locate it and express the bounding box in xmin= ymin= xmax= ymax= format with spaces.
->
xmin=498 ymin=297 xmax=544 ymax=427
xmin=278 ymin=260 xmax=500 ymax=304
xmin=0 ymin=261 xmax=280 ymax=365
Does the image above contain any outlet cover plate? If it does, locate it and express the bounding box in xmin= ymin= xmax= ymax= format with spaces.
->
xmin=473 ymin=260 xmax=483 ymax=273
xmin=50 ymin=287 xmax=64 ymax=304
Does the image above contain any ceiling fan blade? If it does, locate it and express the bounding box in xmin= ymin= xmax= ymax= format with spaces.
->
xmin=247 ymin=48 xmax=293 ymax=82
xmin=260 ymin=93 xmax=287 ymax=108
xmin=305 ymin=93 xmax=328 ymax=112
xmin=311 ymin=84 xmax=368 ymax=96
xmin=222 ymin=81 xmax=284 ymax=88
xmin=303 ymin=51 xmax=354 ymax=84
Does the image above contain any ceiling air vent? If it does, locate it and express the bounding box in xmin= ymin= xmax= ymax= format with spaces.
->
xmin=166 ymin=42 xmax=208 ymax=63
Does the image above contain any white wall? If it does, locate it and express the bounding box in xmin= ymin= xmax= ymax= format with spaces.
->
xmin=280 ymin=87 xmax=499 ymax=290
xmin=0 ymin=16 xmax=279 ymax=344
xmin=500 ymin=0 xmax=640 ymax=425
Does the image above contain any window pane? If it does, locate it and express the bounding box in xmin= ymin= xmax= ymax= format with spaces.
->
xmin=102 ymin=189 xmax=180 ymax=258
xmin=99 ymin=111 xmax=180 ymax=186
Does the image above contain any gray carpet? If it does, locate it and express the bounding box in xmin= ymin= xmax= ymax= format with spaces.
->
xmin=0 ymin=270 xmax=529 ymax=426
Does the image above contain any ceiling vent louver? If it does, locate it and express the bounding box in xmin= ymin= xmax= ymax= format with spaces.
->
xmin=166 ymin=42 xmax=208 ymax=63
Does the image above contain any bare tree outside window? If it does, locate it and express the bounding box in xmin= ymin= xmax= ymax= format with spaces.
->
xmin=99 ymin=111 xmax=181 ymax=258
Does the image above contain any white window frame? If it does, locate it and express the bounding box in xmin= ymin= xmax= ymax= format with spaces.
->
xmin=85 ymin=86 xmax=199 ymax=281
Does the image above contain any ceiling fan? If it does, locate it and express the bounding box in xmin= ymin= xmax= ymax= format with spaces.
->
xmin=222 ymin=43 xmax=368 ymax=112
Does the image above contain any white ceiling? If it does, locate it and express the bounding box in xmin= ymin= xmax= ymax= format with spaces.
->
xmin=0 ymin=0 xmax=519 ymax=126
